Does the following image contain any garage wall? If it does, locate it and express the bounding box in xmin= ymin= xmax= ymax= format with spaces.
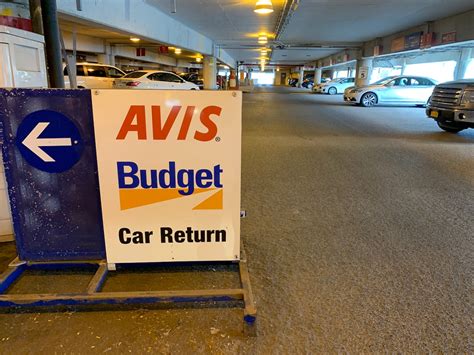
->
xmin=62 ymin=31 xmax=105 ymax=53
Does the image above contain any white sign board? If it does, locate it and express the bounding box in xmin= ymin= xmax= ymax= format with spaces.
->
xmin=91 ymin=90 xmax=242 ymax=263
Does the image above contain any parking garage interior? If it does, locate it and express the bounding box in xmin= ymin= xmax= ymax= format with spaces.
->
xmin=0 ymin=0 xmax=473 ymax=353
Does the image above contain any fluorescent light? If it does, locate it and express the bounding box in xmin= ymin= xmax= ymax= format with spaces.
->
xmin=130 ymin=37 xmax=140 ymax=42
xmin=196 ymin=57 xmax=202 ymax=62
xmin=175 ymin=48 xmax=182 ymax=54
xmin=258 ymin=35 xmax=268 ymax=44
xmin=254 ymin=0 xmax=273 ymax=14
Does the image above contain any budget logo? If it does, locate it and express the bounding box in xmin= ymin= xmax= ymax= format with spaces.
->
xmin=117 ymin=161 xmax=223 ymax=210
xmin=114 ymin=104 xmax=225 ymax=211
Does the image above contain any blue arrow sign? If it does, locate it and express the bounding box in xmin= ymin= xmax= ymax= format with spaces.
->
xmin=15 ymin=110 xmax=84 ymax=173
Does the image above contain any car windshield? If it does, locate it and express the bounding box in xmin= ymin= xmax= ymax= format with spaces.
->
xmin=371 ymin=77 xmax=397 ymax=85
xmin=123 ymin=71 xmax=148 ymax=78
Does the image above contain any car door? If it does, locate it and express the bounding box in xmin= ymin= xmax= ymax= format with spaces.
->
xmin=146 ymin=73 xmax=174 ymax=90
xmin=383 ymin=77 xmax=415 ymax=103
xmin=341 ymin=78 xmax=355 ymax=91
xmin=164 ymin=73 xmax=188 ymax=89
xmin=84 ymin=65 xmax=109 ymax=88
xmin=409 ymin=77 xmax=435 ymax=104
xmin=104 ymin=66 xmax=125 ymax=88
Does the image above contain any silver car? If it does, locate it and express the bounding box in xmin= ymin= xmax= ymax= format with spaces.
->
xmin=313 ymin=77 xmax=355 ymax=95
xmin=344 ymin=76 xmax=437 ymax=107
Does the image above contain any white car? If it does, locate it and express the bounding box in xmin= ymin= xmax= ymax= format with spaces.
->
xmin=313 ymin=78 xmax=355 ymax=95
xmin=64 ymin=62 xmax=125 ymax=89
xmin=113 ymin=70 xmax=200 ymax=90
xmin=344 ymin=76 xmax=437 ymax=107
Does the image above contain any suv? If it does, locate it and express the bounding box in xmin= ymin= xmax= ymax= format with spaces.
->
xmin=427 ymin=79 xmax=474 ymax=133
xmin=64 ymin=63 xmax=125 ymax=89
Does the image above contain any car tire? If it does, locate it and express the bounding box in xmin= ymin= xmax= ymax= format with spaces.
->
xmin=328 ymin=87 xmax=337 ymax=95
xmin=436 ymin=121 xmax=465 ymax=133
xmin=360 ymin=92 xmax=378 ymax=107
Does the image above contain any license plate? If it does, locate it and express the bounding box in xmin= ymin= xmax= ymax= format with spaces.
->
xmin=430 ymin=110 xmax=439 ymax=118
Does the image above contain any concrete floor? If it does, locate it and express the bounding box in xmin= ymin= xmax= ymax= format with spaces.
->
xmin=0 ymin=86 xmax=473 ymax=353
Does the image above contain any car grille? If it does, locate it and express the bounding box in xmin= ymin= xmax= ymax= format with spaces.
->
xmin=431 ymin=86 xmax=463 ymax=108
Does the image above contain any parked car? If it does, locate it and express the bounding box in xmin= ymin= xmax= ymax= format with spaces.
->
xmin=64 ymin=62 xmax=125 ymax=88
xmin=180 ymin=72 xmax=204 ymax=90
xmin=344 ymin=76 xmax=437 ymax=107
xmin=426 ymin=79 xmax=474 ymax=133
xmin=313 ymin=77 xmax=355 ymax=95
xmin=301 ymin=78 xmax=314 ymax=89
xmin=288 ymin=78 xmax=298 ymax=87
xmin=113 ymin=70 xmax=200 ymax=90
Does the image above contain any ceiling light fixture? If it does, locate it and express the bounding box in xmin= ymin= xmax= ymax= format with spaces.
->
xmin=130 ymin=37 xmax=140 ymax=42
xmin=254 ymin=0 xmax=273 ymax=14
xmin=175 ymin=48 xmax=182 ymax=54
xmin=196 ymin=57 xmax=202 ymax=62
xmin=258 ymin=35 xmax=268 ymax=44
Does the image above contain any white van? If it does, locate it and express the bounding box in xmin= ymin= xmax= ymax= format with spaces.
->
xmin=64 ymin=62 xmax=125 ymax=89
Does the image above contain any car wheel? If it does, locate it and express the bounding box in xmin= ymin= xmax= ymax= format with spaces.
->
xmin=360 ymin=92 xmax=378 ymax=107
xmin=328 ymin=87 xmax=337 ymax=95
xmin=436 ymin=121 xmax=465 ymax=133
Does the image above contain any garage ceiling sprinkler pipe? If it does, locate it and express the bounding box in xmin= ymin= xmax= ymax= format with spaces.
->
xmin=170 ymin=0 xmax=176 ymax=13
xmin=254 ymin=0 xmax=273 ymax=14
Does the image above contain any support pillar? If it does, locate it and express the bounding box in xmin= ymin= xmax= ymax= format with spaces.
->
xmin=40 ymin=0 xmax=65 ymax=88
xmin=97 ymin=44 xmax=115 ymax=66
xmin=355 ymin=58 xmax=373 ymax=87
xmin=313 ymin=68 xmax=322 ymax=85
xmin=203 ymin=56 xmax=217 ymax=90
xmin=298 ymin=67 xmax=304 ymax=88
xmin=454 ymin=48 xmax=472 ymax=80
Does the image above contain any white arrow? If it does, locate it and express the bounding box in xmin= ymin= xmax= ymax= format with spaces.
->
xmin=22 ymin=122 xmax=72 ymax=162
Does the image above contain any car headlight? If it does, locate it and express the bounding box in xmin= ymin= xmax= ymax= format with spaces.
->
xmin=461 ymin=90 xmax=474 ymax=105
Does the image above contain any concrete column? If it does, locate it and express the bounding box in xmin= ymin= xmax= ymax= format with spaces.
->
xmin=454 ymin=48 xmax=472 ymax=80
xmin=313 ymin=68 xmax=322 ymax=85
xmin=355 ymin=58 xmax=373 ymax=87
xmin=203 ymin=56 xmax=217 ymax=90
xmin=298 ymin=68 xmax=304 ymax=88
xmin=97 ymin=44 xmax=115 ymax=66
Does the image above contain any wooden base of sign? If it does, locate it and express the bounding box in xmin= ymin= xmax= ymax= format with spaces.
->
xmin=0 ymin=253 xmax=257 ymax=336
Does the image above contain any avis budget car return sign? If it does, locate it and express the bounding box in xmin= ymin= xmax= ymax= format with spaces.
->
xmin=91 ymin=90 xmax=242 ymax=263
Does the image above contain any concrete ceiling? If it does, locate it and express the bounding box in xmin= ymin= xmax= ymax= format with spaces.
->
xmin=148 ymin=0 xmax=474 ymax=65
xmin=58 ymin=18 xmax=199 ymax=61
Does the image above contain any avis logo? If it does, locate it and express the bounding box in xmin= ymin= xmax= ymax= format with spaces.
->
xmin=117 ymin=161 xmax=224 ymax=211
xmin=116 ymin=105 xmax=222 ymax=141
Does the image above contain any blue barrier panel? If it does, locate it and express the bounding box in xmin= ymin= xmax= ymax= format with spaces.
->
xmin=0 ymin=89 xmax=105 ymax=261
